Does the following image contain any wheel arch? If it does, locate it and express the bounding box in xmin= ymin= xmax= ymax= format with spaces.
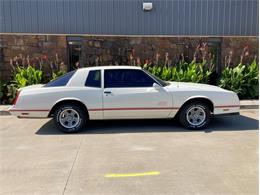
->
xmin=48 ymin=98 xmax=89 ymax=119
xmin=177 ymin=96 xmax=214 ymax=115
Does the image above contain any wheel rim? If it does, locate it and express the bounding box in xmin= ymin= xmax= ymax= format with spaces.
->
xmin=59 ymin=108 xmax=80 ymax=129
xmin=186 ymin=106 xmax=206 ymax=126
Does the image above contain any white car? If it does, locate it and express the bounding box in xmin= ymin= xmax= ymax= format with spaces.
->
xmin=9 ymin=66 xmax=240 ymax=133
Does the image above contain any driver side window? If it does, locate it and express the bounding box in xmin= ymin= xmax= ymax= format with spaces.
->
xmin=104 ymin=69 xmax=155 ymax=88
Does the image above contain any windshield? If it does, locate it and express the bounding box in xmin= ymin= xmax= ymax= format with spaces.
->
xmin=144 ymin=70 xmax=170 ymax=87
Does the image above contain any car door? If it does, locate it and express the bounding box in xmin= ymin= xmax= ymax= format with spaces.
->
xmin=103 ymin=69 xmax=172 ymax=119
xmin=84 ymin=69 xmax=103 ymax=119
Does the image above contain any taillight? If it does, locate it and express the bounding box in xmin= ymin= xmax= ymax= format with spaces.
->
xmin=13 ymin=91 xmax=20 ymax=105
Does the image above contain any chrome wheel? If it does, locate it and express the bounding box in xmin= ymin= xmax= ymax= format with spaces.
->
xmin=59 ymin=108 xmax=80 ymax=129
xmin=186 ymin=106 xmax=206 ymax=126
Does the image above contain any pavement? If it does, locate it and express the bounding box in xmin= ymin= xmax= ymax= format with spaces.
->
xmin=0 ymin=109 xmax=258 ymax=195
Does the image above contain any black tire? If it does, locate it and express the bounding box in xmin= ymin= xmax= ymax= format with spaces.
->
xmin=179 ymin=101 xmax=211 ymax=130
xmin=53 ymin=104 xmax=87 ymax=133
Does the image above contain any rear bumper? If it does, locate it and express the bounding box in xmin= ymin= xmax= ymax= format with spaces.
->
xmin=9 ymin=106 xmax=49 ymax=118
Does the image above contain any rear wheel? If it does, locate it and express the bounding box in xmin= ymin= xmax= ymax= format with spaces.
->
xmin=54 ymin=104 xmax=87 ymax=133
xmin=179 ymin=101 xmax=211 ymax=130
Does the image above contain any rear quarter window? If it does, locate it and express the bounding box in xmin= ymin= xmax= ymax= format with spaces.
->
xmin=85 ymin=70 xmax=101 ymax=88
xmin=44 ymin=71 xmax=75 ymax=87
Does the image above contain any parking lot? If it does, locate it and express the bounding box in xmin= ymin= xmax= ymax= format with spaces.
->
xmin=0 ymin=109 xmax=258 ymax=195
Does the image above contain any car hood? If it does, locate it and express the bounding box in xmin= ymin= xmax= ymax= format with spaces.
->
xmin=166 ymin=81 xmax=229 ymax=92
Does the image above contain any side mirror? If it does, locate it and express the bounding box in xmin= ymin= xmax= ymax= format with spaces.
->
xmin=153 ymin=83 xmax=161 ymax=90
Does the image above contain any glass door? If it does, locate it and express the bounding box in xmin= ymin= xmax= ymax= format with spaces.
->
xmin=67 ymin=37 xmax=82 ymax=71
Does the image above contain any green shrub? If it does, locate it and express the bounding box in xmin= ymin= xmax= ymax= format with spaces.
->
xmin=14 ymin=66 xmax=43 ymax=88
xmin=218 ymin=61 xmax=259 ymax=99
xmin=244 ymin=60 xmax=259 ymax=98
xmin=5 ymin=83 xmax=18 ymax=104
xmin=146 ymin=61 xmax=214 ymax=84
xmin=218 ymin=64 xmax=246 ymax=96
xmin=0 ymin=65 xmax=42 ymax=104
xmin=0 ymin=82 xmax=18 ymax=104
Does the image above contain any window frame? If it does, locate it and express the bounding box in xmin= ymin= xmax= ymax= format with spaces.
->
xmin=143 ymin=70 xmax=169 ymax=87
xmin=104 ymin=69 xmax=159 ymax=88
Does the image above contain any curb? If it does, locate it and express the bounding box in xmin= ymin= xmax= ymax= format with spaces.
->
xmin=0 ymin=105 xmax=11 ymax=116
xmin=0 ymin=111 xmax=10 ymax=116
xmin=240 ymin=100 xmax=259 ymax=110
xmin=240 ymin=105 xmax=259 ymax=109
xmin=0 ymin=101 xmax=258 ymax=116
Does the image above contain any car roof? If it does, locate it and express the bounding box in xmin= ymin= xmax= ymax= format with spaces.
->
xmin=78 ymin=65 xmax=142 ymax=71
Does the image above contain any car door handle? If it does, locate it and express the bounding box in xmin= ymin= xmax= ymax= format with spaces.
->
xmin=104 ymin=91 xmax=111 ymax=94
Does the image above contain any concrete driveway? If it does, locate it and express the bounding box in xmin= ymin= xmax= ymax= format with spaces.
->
xmin=0 ymin=109 xmax=258 ymax=195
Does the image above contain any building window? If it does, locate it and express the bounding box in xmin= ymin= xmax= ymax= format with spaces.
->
xmin=67 ymin=37 xmax=82 ymax=71
xmin=208 ymin=38 xmax=222 ymax=74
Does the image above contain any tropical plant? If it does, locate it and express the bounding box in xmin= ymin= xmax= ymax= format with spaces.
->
xmin=5 ymin=83 xmax=18 ymax=104
xmin=146 ymin=61 xmax=214 ymax=84
xmin=0 ymin=82 xmax=18 ymax=104
xmin=14 ymin=66 xmax=43 ymax=88
xmin=218 ymin=64 xmax=246 ymax=95
xmin=218 ymin=60 xmax=259 ymax=98
xmin=243 ymin=60 xmax=259 ymax=98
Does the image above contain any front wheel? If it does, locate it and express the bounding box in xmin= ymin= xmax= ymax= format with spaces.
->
xmin=179 ymin=101 xmax=211 ymax=130
xmin=54 ymin=104 xmax=87 ymax=133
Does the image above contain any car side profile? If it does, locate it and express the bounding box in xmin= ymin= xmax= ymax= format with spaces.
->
xmin=9 ymin=66 xmax=240 ymax=133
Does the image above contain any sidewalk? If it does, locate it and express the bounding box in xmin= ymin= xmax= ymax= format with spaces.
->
xmin=0 ymin=105 xmax=11 ymax=116
xmin=0 ymin=100 xmax=258 ymax=116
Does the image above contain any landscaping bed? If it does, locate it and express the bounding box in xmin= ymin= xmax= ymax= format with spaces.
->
xmin=0 ymin=55 xmax=258 ymax=105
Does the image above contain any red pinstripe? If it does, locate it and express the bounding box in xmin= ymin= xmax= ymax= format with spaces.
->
xmin=10 ymin=105 xmax=240 ymax=113
xmin=9 ymin=109 xmax=50 ymax=112
xmin=88 ymin=107 xmax=180 ymax=111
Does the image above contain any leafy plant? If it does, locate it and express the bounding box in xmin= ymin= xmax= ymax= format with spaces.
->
xmin=218 ymin=64 xmax=245 ymax=95
xmin=5 ymin=83 xmax=18 ymax=104
xmin=161 ymin=67 xmax=172 ymax=81
xmin=218 ymin=61 xmax=259 ymax=98
xmin=146 ymin=61 xmax=214 ymax=84
xmin=10 ymin=54 xmax=67 ymax=83
xmin=14 ymin=66 xmax=43 ymax=88
xmin=243 ymin=60 xmax=259 ymax=98
xmin=0 ymin=82 xmax=18 ymax=104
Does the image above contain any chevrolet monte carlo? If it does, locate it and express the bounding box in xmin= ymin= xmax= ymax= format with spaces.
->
xmin=9 ymin=66 xmax=240 ymax=133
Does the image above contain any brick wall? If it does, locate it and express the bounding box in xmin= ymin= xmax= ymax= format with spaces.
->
xmin=0 ymin=35 xmax=258 ymax=81
xmin=81 ymin=37 xmax=209 ymax=67
xmin=222 ymin=37 xmax=259 ymax=66
xmin=0 ymin=35 xmax=67 ymax=80
xmin=81 ymin=36 xmax=258 ymax=68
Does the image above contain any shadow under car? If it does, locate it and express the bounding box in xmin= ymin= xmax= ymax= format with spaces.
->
xmin=35 ymin=114 xmax=259 ymax=135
